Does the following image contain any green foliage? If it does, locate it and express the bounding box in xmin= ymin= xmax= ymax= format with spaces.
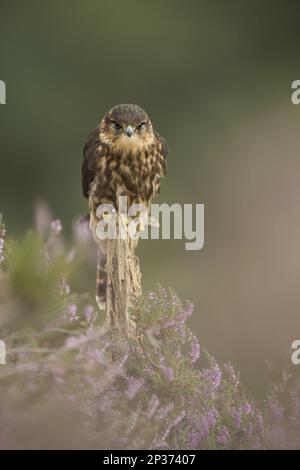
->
xmin=7 ymin=231 xmax=67 ymax=313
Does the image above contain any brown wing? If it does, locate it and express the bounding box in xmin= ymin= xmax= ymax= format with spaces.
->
xmin=155 ymin=131 xmax=168 ymax=176
xmin=82 ymin=126 xmax=102 ymax=198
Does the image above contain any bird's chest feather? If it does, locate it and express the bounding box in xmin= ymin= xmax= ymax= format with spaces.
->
xmin=92 ymin=147 xmax=162 ymax=207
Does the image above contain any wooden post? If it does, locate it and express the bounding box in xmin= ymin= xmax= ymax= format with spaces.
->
xmin=104 ymin=215 xmax=141 ymax=336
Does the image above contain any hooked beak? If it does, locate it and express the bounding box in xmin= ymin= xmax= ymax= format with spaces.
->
xmin=125 ymin=125 xmax=134 ymax=137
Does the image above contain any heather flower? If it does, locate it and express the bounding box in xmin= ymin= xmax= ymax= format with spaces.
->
xmin=126 ymin=377 xmax=145 ymax=400
xmin=188 ymin=407 xmax=219 ymax=445
xmin=202 ymin=363 xmax=222 ymax=391
xmin=59 ymin=276 xmax=70 ymax=296
xmin=0 ymin=222 xmax=6 ymax=266
xmin=1 ymin=218 xmax=300 ymax=450
xmin=163 ymin=301 xmax=194 ymax=330
xmin=161 ymin=411 xmax=186 ymax=442
xmin=290 ymin=393 xmax=300 ymax=424
xmin=144 ymin=367 xmax=155 ymax=377
xmin=216 ymin=426 xmax=230 ymax=446
xmin=230 ymin=406 xmax=242 ymax=429
xmin=115 ymin=354 xmax=128 ymax=374
xmin=147 ymin=394 xmax=160 ymax=418
xmin=250 ymin=435 xmax=262 ymax=450
xmin=243 ymin=402 xmax=253 ymax=415
xmin=199 ymin=407 xmax=219 ymax=439
xmin=84 ymin=305 xmax=95 ymax=324
xmin=127 ymin=407 xmax=142 ymax=435
xmin=189 ymin=432 xmax=202 ymax=448
xmin=224 ymin=362 xmax=239 ymax=388
xmin=52 ymin=366 xmax=65 ymax=385
xmin=244 ymin=422 xmax=254 ymax=439
xmin=175 ymin=302 xmax=194 ymax=326
xmin=148 ymin=292 xmax=158 ymax=301
xmin=162 ymin=366 xmax=174 ymax=382
xmin=87 ymin=348 xmax=106 ymax=365
xmin=206 ymin=407 xmax=219 ymax=428
xmin=157 ymin=403 xmax=174 ymax=420
xmin=73 ymin=215 xmax=91 ymax=243
xmin=105 ymin=354 xmax=128 ymax=382
xmin=65 ymin=335 xmax=87 ymax=349
xmin=255 ymin=410 xmax=264 ymax=436
xmin=266 ymin=396 xmax=284 ymax=423
xmin=66 ymin=303 xmax=79 ymax=322
xmin=50 ymin=219 xmax=62 ymax=235
xmin=171 ymin=293 xmax=181 ymax=307
xmin=190 ymin=334 xmax=200 ymax=363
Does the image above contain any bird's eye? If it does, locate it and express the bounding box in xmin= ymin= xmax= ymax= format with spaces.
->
xmin=111 ymin=121 xmax=122 ymax=130
xmin=137 ymin=122 xmax=146 ymax=131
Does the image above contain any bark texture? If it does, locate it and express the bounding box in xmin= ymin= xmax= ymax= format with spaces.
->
xmin=104 ymin=217 xmax=141 ymax=335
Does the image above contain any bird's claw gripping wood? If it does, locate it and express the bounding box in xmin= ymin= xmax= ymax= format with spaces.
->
xmin=102 ymin=211 xmax=112 ymax=222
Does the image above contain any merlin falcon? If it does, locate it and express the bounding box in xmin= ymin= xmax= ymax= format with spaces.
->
xmin=82 ymin=103 xmax=168 ymax=308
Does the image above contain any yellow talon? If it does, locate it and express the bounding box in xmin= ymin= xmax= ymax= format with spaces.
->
xmin=102 ymin=210 xmax=114 ymax=223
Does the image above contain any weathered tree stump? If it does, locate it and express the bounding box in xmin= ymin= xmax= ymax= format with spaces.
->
xmin=104 ymin=216 xmax=141 ymax=336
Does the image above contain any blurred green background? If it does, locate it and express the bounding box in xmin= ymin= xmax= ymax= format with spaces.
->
xmin=1 ymin=0 xmax=300 ymax=396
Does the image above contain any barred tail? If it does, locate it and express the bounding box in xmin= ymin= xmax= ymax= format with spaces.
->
xmin=96 ymin=246 xmax=107 ymax=310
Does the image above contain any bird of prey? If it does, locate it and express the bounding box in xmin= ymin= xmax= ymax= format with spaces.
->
xmin=82 ymin=104 xmax=168 ymax=309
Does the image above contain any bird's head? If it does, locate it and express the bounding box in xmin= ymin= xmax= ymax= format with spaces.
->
xmin=99 ymin=104 xmax=155 ymax=151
